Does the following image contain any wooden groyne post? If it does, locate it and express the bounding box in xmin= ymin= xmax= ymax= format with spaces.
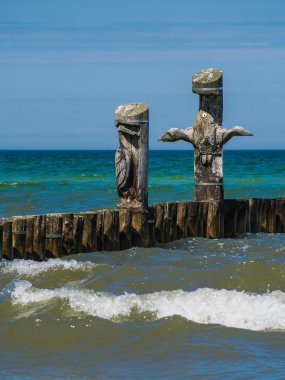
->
xmin=2 ymin=70 xmax=285 ymax=261
xmin=115 ymin=102 xmax=149 ymax=210
xmin=1 ymin=198 xmax=285 ymax=260
xmin=159 ymin=67 xmax=253 ymax=201
xmin=114 ymin=102 xmax=150 ymax=248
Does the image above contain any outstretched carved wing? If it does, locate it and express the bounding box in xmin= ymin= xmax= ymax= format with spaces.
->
xmin=115 ymin=148 xmax=131 ymax=191
xmin=158 ymin=127 xmax=194 ymax=144
xmin=218 ymin=126 xmax=253 ymax=145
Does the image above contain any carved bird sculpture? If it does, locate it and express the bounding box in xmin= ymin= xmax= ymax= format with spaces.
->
xmin=159 ymin=110 xmax=253 ymax=166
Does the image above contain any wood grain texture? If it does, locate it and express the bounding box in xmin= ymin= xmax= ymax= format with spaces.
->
xmin=33 ymin=215 xmax=46 ymax=261
xmin=176 ymin=202 xmax=188 ymax=240
xmin=118 ymin=208 xmax=132 ymax=250
xmin=131 ymin=210 xmax=149 ymax=248
xmin=81 ymin=213 xmax=97 ymax=253
xmin=45 ymin=215 xmax=63 ymax=258
xmin=12 ymin=217 xmax=26 ymax=259
xmin=3 ymin=220 xmax=13 ymax=260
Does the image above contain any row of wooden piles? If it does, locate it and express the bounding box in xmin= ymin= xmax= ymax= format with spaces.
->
xmin=0 ymin=197 xmax=285 ymax=261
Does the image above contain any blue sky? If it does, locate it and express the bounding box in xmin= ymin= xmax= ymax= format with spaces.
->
xmin=0 ymin=0 xmax=285 ymax=149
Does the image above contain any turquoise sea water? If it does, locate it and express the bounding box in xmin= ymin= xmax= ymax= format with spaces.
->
xmin=1 ymin=150 xmax=285 ymax=379
xmin=1 ymin=150 xmax=285 ymax=217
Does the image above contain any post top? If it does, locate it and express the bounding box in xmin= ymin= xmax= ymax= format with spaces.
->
xmin=192 ymin=68 xmax=223 ymax=95
xmin=115 ymin=102 xmax=149 ymax=124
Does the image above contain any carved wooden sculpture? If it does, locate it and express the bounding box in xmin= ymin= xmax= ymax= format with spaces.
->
xmin=159 ymin=68 xmax=253 ymax=201
xmin=115 ymin=102 xmax=149 ymax=210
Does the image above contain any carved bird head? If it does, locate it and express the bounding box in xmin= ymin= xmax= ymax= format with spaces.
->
xmin=116 ymin=121 xmax=141 ymax=137
xmin=195 ymin=111 xmax=215 ymax=129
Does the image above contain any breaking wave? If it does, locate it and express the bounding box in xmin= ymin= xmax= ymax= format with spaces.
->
xmin=10 ymin=281 xmax=285 ymax=331
xmin=1 ymin=259 xmax=101 ymax=277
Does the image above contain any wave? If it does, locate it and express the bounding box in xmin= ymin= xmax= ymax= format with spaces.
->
xmin=0 ymin=181 xmax=66 ymax=187
xmin=0 ymin=181 xmax=32 ymax=187
xmin=10 ymin=282 xmax=285 ymax=331
xmin=1 ymin=259 xmax=100 ymax=277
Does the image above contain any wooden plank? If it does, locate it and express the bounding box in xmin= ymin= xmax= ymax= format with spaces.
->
xmin=103 ymin=210 xmax=113 ymax=250
xmin=12 ymin=217 xmax=26 ymax=259
xmin=196 ymin=202 xmax=209 ymax=238
xmin=176 ymin=202 xmax=187 ymax=240
xmin=46 ymin=215 xmax=63 ymax=258
xmin=3 ymin=220 xmax=13 ymax=260
xmin=112 ymin=210 xmax=120 ymax=250
xmin=131 ymin=210 xmax=149 ymax=248
xmin=154 ymin=203 xmax=164 ymax=243
xmin=196 ymin=202 xmax=205 ymax=237
xmin=62 ymin=213 xmax=75 ymax=256
xmin=224 ymin=200 xmax=237 ymax=238
xmin=245 ymin=199 xmax=250 ymax=233
xmin=186 ymin=202 xmax=199 ymax=237
xmin=207 ymin=201 xmax=223 ymax=239
xmin=25 ymin=216 xmax=34 ymax=260
xmin=275 ymin=198 xmax=285 ymax=233
xmin=202 ymin=202 xmax=209 ymax=238
xmin=95 ymin=210 xmax=104 ymax=251
xmin=0 ymin=219 xmax=7 ymax=260
xmin=236 ymin=200 xmax=247 ymax=235
xmin=81 ymin=213 xmax=97 ymax=253
xmin=260 ymin=199 xmax=271 ymax=233
xmin=118 ymin=209 xmax=132 ymax=250
xmin=33 ymin=215 xmax=46 ymax=261
xmin=73 ymin=215 xmax=84 ymax=254
xmin=163 ymin=202 xmax=177 ymax=243
xmin=163 ymin=202 xmax=171 ymax=243
xmin=147 ymin=206 xmax=155 ymax=248
xmin=103 ymin=210 xmax=119 ymax=251
xmin=268 ymin=199 xmax=277 ymax=233
xmin=248 ymin=198 xmax=261 ymax=233
xmin=169 ymin=202 xmax=178 ymax=242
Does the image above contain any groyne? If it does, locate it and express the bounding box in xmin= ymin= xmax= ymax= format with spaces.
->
xmin=1 ymin=197 xmax=284 ymax=261
xmin=1 ymin=68 xmax=282 ymax=261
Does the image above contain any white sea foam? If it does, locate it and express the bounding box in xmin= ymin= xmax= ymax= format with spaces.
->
xmin=1 ymin=259 xmax=100 ymax=277
xmin=10 ymin=281 xmax=285 ymax=331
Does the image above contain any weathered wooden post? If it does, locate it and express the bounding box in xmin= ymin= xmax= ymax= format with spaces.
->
xmin=115 ymin=102 xmax=149 ymax=248
xmin=115 ymin=102 xmax=149 ymax=210
xmin=159 ymin=68 xmax=253 ymax=201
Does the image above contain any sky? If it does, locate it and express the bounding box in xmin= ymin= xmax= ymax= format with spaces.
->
xmin=0 ymin=0 xmax=285 ymax=149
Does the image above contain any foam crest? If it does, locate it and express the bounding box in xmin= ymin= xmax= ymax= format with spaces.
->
xmin=10 ymin=281 xmax=285 ymax=331
xmin=1 ymin=259 xmax=99 ymax=277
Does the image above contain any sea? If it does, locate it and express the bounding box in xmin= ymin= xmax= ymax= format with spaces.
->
xmin=1 ymin=150 xmax=285 ymax=379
